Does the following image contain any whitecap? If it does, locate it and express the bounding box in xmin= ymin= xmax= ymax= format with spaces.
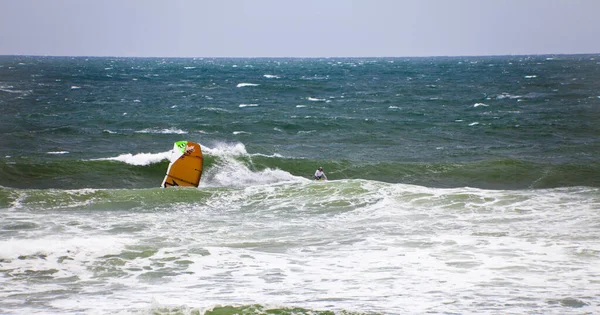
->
xmin=47 ymin=151 xmax=69 ymax=155
xmin=296 ymin=105 xmax=307 ymax=108
xmin=92 ymin=151 xmax=171 ymax=166
xmin=239 ymin=104 xmax=259 ymax=108
xmin=202 ymin=142 xmax=248 ymax=156
xmin=524 ymin=75 xmax=537 ymax=79
xmin=307 ymin=97 xmax=326 ymax=102
xmin=202 ymin=107 xmax=230 ymax=113
xmin=496 ymin=93 xmax=522 ymax=100
xmin=263 ymin=74 xmax=280 ymax=79
xmin=233 ymin=131 xmax=251 ymax=135
xmin=236 ymin=83 xmax=260 ymax=88
xmin=70 ymin=86 xmax=81 ymax=90
xmin=473 ymin=103 xmax=489 ymax=107
xmin=469 ymin=122 xmax=480 ymax=126
xmin=184 ymin=66 xmax=196 ymax=70
xmin=135 ymin=128 xmax=188 ymax=135
xmin=0 ymin=88 xmax=28 ymax=94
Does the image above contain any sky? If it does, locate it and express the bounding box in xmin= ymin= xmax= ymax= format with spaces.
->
xmin=1 ymin=0 xmax=599 ymax=57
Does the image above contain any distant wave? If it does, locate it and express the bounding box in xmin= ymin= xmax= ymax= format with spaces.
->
xmin=496 ymin=93 xmax=522 ymax=100
xmin=236 ymin=83 xmax=260 ymax=88
xmin=135 ymin=128 xmax=188 ymax=134
xmin=0 ymin=87 xmax=31 ymax=94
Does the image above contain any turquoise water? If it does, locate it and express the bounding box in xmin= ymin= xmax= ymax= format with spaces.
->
xmin=0 ymin=55 xmax=599 ymax=314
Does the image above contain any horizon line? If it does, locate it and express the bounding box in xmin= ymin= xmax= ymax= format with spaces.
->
xmin=1 ymin=52 xmax=599 ymax=59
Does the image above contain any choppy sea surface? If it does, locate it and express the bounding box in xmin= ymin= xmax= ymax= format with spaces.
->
xmin=1 ymin=55 xmax=599 ymax=314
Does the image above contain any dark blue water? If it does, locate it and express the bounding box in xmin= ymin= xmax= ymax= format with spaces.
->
xmin=1 ymin=55 xmax=599 ymax=189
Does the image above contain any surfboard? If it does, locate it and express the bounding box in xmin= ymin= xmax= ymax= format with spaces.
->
xmin=161 ymin=141 xmax=203 ymax=188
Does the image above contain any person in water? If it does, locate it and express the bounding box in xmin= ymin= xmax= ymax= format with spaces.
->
xmin=314 ymin=167 xmax=327 ymax=180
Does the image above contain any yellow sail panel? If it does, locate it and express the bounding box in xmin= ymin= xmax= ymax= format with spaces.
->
xmin=161 ymin=141 xmax=203 ymax=188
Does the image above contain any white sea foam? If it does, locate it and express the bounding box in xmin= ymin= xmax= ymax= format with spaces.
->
xmin=239 ymin=104 xmax=259 ymax=108
xmin=0 ymin=87 xmax=30 ymax=94
xmin=524 ymin=75 xmax=537 ymax=79
xmin=193 ymin=142 xmax=300 ymax=187
xmin=70 ymin=86 xmax=81 ymax=90
xmin=1 ymin=183 xmax=599 ymax=314
xmin=202 ymin=142 xmax=248 ymax=157
xmin=469 ymin=122 xmax=480 ymax=126
xmin=92 ymin=151 xmax=170 ymax=165
xmin=307 ymin=97 xmax=326 ymax=102
xmin=295 ymin=105 xmax=307 ymax=108
xmin=263 ymin=74 xmax=280 ymax=79
xmin=135 ymin=128 xmax=188 ymax=134
xmin=473 ymin=103 xmax=489 ymax=107
xmin=202 ymin=107 xmax=231 ymax=113
xmin=47 ymin=151 xmax=69 ymax=155
xmin=233 ymin=131 xmax=251 ymax=135
xmin=0 ymin=235 xmax=134 ymax=283
xmin=236 ymin=83 xmax=260 ymax=88
xmin=496 ymin=93 xmax=522 ymax=100
xmin=184 ymin=66 xmax=196 ymax=70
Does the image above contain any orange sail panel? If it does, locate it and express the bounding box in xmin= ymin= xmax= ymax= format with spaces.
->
xmin=161 ymin=141 xmax=203 ymax=188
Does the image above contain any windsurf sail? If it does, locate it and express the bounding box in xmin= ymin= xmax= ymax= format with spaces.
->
xmin=161 ymin=141 xmax=203 ymax=188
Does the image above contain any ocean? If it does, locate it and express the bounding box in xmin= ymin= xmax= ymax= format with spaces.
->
xmin=0 ymin=55 xmax=599 ymax=314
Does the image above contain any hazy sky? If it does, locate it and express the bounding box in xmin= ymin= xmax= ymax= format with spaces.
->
xmin=1 ymin=0 xmax=599 ymax=57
